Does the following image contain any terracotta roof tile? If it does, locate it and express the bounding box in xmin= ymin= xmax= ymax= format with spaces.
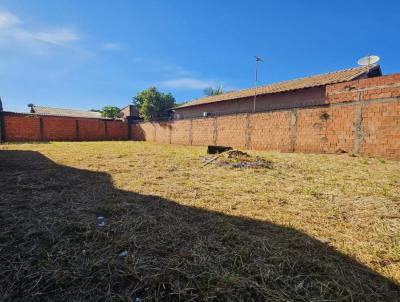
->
xmin=174 ymin=65 xmax=378 ymax=109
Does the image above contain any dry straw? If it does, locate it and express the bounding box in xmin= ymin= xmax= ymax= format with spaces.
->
xmin=0 ymin=141 xmax=399 ymax=301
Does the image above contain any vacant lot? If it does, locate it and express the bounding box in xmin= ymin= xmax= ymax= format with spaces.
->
xmin=1 ymin=141 xmax=400 ymax=301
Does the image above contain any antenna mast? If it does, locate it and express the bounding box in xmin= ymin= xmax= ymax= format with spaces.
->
xmin=253 ymin=56 xmax=262 ymax=113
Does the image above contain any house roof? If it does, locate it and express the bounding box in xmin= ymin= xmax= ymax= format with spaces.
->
xmin=174 ymin=65 xmax=381 ymax=109
xmin=31 ymin=106 xmax=106 ymax=119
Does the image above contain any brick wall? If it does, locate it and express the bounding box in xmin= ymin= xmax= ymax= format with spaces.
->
xmin=1 ymin=113 xmax=129 ymax=142
xmin=191 ymin=118 xmax=214 ymax=146
xmin=3 ymin=74 xmax=399 ymax=159
xmin=78 ymin=119 xmax=106 ymax=141
xmin=106 ymin=121 xmax=129 ymax=140
xmin=131 ymin=73 xmax=400 ymax=159
xmin=216 ymin=115 xmax=247 ymax=148
xmin=3 ymin=114 xmax=41 ymax=141
xmin=170 ymin=120 xmax=191 ymax=145
xmin=154 ymin=122 xmax=171 ymax=144
xmin=361 ymin=102 xmax=400 ymax=158
xmin=249 ymin=111 xmax=292 ymax=151
xmin=42 ymin=116 xmax=77 ymax=141
xmin=295 ymin=106 xmax=356 ymax=153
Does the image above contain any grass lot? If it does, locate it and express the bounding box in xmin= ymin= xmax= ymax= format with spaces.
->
xmin=1 ymin=141 xmax=400 ymax=301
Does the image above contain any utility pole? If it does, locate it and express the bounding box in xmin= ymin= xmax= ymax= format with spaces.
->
xmin=253 ymin=56 xmax=262 ymax=113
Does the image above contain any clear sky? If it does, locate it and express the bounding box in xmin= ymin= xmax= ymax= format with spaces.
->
xmin=0 ymin=0 xmax=399 ymax=112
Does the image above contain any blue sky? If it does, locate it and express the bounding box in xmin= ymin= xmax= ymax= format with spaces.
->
xmin=0 ymin=0 xmax=399 ymax=112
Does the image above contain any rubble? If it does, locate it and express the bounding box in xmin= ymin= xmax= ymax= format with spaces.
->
xmin=203 ymin=149 xmax=273 ymax=169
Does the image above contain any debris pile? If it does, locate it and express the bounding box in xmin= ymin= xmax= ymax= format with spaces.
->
xmin=203 ymin=149 xmax=273 ymax=169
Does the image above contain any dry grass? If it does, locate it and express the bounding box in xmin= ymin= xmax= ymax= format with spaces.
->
xmin=0 ymin=141 xmax=399 ymax=301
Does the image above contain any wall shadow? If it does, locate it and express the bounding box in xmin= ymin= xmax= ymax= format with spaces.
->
xmin=131 ymin=123 xmax=146 ymax=141
xmin=0 ymin=150 xmax=399 ymax=301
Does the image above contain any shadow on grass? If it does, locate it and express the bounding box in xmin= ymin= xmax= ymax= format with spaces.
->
xmin=0 ymin=150 xmax=399 ymax=301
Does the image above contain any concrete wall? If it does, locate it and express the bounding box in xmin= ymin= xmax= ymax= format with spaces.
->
xmin=132 ymin=74 xmax=400 ymax=159
xmin=174 ymin=86 xmax=325 ymax=119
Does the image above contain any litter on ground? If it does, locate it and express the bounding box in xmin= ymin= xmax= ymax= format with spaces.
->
xmin=96 ymin=216 xmax=107 ymax=227
xmin=203 ymin=149 xmax=273 ymax=169
xmin=118 ymin=251 xmax=128 ymax=257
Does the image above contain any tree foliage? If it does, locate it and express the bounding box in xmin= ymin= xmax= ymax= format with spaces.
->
xmin=133 ymin=87 xmax=176 ymax=121
xmin=101 ymin=106 xmax=121 ymax=118
xmin=204 ymin=85 xmax=224 ymax=96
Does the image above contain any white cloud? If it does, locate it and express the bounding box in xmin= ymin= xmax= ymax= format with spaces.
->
xmin=133 ymin=57 xmax=192 ymax=77
xmin=101 ymin=42 xmax=126 ymax=50
xmin=30 ymin=28 xmax=80 ymax=46
xmin=161 ymin=77 xmax=216 ymax=89
xmin=0 ymin=10 xmax=20 ymax=28
xmin=0 ymin=9 xmax=81 ymax=48
xmin=134 ymin=57 xmax=231 ymax=91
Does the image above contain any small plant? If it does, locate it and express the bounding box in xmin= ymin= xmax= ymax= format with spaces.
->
xmin=204 ymin=85 xmax=224 ymax=96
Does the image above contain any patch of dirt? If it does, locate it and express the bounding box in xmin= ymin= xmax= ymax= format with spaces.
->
xmin=204 ymin=149 xmax=273 ymax=169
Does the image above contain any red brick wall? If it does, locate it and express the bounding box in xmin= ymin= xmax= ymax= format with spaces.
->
xmin=154 ymin=122 xmax=171 ymax=144
xmin=3 ymin=114 xmax=41 ymax=141
xmin=131 ymin=73 xmax=400 ymax=159
xmin=191 ymin=118 xmax=214 ymax=146
xmin=106 ymin=121 xmax=128 ymax=140
xmin=361 ymin=102 xmax=400 ymax=158
xmin=42 ymin=116 xmax=76 ymax=141
xmin=136 ymin=123 xmax=156 ymax=141
xmin=3 ymin=74 xmax=399 ymax=159
xmin=130 ymin=123 xmax=146 ymax=141
xmin=78 ymin=119 xmax=106 ymax=141
xmin=2 ymin=113 xmax=129 ymax=142
xmin=326 ymin=73 xmax=400 ymax=104
xmin=295 ymin=106 xmax=356 ymax=153
xmin=170 ymin=120 xmax=191 ymax=145
xmin=216 ymin=115 xmax=247 ymax=148
xmin=249 ymin=111 xmax=292 ymax=151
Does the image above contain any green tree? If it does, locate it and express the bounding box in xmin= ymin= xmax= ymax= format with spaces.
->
xmin=133 ymin=87 xmax=176 ymax=121
xmin=204 ymin=85 xmax=224 ymax=96
xmin=101 ymin=106 xmax=121 ymax=118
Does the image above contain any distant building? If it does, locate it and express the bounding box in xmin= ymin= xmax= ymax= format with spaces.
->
xmin=30 ymin=105 xmax=106 ymax=119
xmin=172 ymin=65 xmax=382 ymax=119
xmin=119 ymin=105 xmax=141 ymax=121
xmin=29 ymin=105 xmax=140 ymax=121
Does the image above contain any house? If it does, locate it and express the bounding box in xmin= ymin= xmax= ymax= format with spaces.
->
xmin=172 ymin=65 xmax=382 ymax=119
xmin=119 ymin=105 xmax=141 ymax=121
xmin=30 ymin=105 xmax=107 ymax=119
xmin=29 ymin=105 xmax=140 ymax=120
